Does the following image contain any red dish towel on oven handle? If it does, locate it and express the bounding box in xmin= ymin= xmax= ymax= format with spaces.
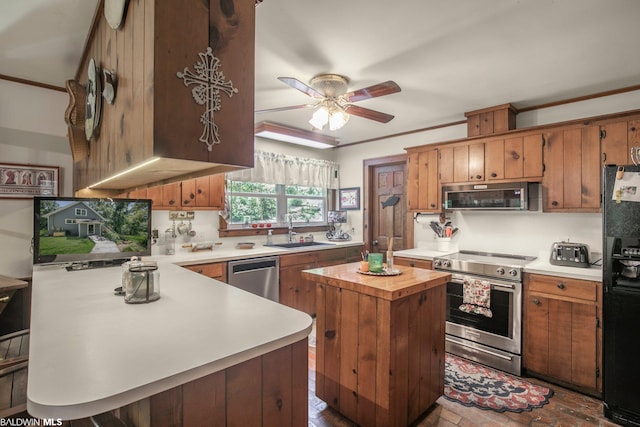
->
xmin=459 ymin=277 xmax=493 ymax=318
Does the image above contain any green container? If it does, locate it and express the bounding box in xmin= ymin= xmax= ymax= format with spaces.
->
xmin=368 ymin=253 xmax=384 ymax=273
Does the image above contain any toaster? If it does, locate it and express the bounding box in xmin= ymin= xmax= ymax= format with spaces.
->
xmin=549 ymin=241 xmax=590 ymax=268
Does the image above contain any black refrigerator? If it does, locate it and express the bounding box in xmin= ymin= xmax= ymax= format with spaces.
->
xmin=603 ymin=164 xmax=640 ymax=427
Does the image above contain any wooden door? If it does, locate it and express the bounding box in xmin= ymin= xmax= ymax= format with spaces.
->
xmin=601 ymin=120 xmax=629 ymax=166
xmin=370 ymin=162 xmax=407 ymax=254
xmin=407 ymin=149 xmax=439 ymax=212
xmin=468 ymin=143 xmax=485 ymax=181
xmin=485 ymin=139 xmax=505 ymax=180
xmin=363 ymin=159 xmax=413 ymax=252
xmin=523 ymin=293 xmax=550 ymax=375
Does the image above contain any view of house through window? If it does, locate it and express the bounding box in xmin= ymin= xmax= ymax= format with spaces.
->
xmin=227 ymin=180 xmax=327 ymax=226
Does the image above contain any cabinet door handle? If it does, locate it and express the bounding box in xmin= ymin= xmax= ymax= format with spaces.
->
xmin=557 ymin=282 xmax=565 ymax=289
xmin=183 ymin=200 xmax=190 ymax=204
xmin=532 ymin=298 xmax=540 ymax=305
xmin=0 ymin=296 xmax=9 ymax=303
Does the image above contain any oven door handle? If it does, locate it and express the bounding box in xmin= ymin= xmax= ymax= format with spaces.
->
xmin=450 ymin=277 xmax=515 ymax=289
xmin=445 ymin=337 xmax=514 ymax=361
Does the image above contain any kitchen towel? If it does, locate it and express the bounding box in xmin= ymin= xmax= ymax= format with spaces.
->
xmin=459 ymin=277 xmax=493 ymax=318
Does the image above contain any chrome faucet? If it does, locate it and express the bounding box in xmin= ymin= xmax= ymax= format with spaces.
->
xmin=288 ymin=214 xmax=297 ymax=243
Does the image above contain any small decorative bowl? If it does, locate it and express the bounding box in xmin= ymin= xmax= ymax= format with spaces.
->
xmin=236 ymin=242 xmax=255 ymax=249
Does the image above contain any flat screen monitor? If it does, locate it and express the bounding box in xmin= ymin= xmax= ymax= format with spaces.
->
xmin=33 ymin=196 xmax=152 ymax=265
xmin=328 ymin=210 xmax=347 ymax=223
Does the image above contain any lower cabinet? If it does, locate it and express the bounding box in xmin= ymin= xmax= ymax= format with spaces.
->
xmin=184 ymin=261 xmax=227 ymax=283
xmin=279 ymin=246 xmax=363 ymax=316
xmin=394 ymin=256 xmax=433 ymax=270
xmin=523 ymin=273 xmax=602 ymax=396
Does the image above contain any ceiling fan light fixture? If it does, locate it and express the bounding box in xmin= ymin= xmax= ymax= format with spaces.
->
xmin=309 ymin=106 xmax=329 ymax=130
xmin=329 ymin=109 xmax=349 ymax=131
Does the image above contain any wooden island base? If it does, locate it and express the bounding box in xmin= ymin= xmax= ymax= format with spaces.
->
xmin=115 ymin=339 xmax=308 ymax=427
xmin=303 ymin=262 xmax=450 ymax=427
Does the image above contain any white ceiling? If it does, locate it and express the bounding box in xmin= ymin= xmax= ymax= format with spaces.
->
xmin=2 ymin=0 xmax=640 ymax=146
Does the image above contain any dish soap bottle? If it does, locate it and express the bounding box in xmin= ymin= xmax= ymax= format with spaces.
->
xmin=266 ymin=229 xmax=273 ymax=245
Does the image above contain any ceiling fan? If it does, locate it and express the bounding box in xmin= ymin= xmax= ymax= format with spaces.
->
xmin=256 ymin=74 xmax=401 ymax=131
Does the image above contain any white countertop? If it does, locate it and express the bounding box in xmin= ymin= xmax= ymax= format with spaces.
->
xmin=392 ymin=247 xmax=602 ymax=282
xmin=393 ymin=247 xmax=456 ymax=260
xmin=28 ymin=258 xmax=314 ymax=420
xmin=161 ymin=239 xmax=364 ymax=266
xmin=524 ymin=258 xmax=602 ymax=281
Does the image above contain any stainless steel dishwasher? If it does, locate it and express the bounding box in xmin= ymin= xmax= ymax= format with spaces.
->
xmin=227 ymin=256 xmax=279 ymax=302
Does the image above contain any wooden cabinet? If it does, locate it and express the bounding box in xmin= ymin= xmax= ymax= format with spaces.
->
xmin=600 ymin=116 xmax=640 ymax=166
xmin=394 ymin=256 xmax=433 ymax=270
xmin=542 ymin=125 xmax=600 ymax=212
xmin=184 ymin=262 xmax=227 ymax=282
xmin=523 ymin=273 xmax=602 ymax=396
xmin=407 ymin=149 xmax=440 ymax=212
xmin=279 ymin=246 xmax=363 ymax=316
xmin=439 ymin=142 xmax=485 ymax=183
xmin=146 ymin=175 xmax=224 ymax=210
xmin=181 ymin=175 xmax=225 ymax=210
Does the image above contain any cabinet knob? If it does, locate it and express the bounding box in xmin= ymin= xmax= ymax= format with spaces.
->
xmin=430 ymin=203 xmax=436 ymax=208
xmin=197 ymin=269 xmax=203 ymax=274
xmin=557 ymin=282 xmax=565 ymax=289
xmin=511 ymin=152 xmax=520 ymax=160
xmin=169 ymin=199 xmax=175 ymax=205
xmin=197 ymin=188 xmax=202 ymax=194
xmin=183 ymin=199 xmax=190 ymax=204
xmin=476 ymin=175 xmax=482 ymax=179
xmin=190 ymin=193 xmax=195 ymax=200
xmin=552 ymin=201 xmax=559 ymax=206
xmin=532 ymin=298 xmax=540 ymax=305
xmin=409 ymin=262 xmax=415 ymax=267
xmin=491 ymin=173 xmax=497 ymax=178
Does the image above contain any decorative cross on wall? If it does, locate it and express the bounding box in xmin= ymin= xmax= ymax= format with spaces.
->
xmin=177 ymin=47 xmax=238 ymax=151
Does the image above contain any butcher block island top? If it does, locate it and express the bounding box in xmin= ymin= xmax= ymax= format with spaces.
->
xmin=302 ymin=262 xmax=451 ymax=427
xmin=301 ymin=262 xmax=450 ymax=300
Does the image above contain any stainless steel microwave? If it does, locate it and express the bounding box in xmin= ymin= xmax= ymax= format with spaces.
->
xmin=442 ymin=182 xmax=539 ymax=211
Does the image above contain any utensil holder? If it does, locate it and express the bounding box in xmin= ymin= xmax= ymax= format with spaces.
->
xmin=437 ymin=237 xmax=452 ymax=252
xmin=368 ymin=253 xmax=384 ymax=273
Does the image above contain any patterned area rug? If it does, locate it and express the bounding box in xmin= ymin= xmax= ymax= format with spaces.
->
xmin=444 ymin=354 xmax=554 ymax=413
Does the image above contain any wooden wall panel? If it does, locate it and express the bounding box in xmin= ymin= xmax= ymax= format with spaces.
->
xmin=262 ymin=346 xmax=292 ymax=427
xmin=182 ymin=371 xmax=226 ymax=426
xmin=357 ymin=294 xmax=377 ymax=427
xmin=73 ymin=0 xmax=253 ymax=191
xmin=119 ymin=339 xmax=307 ymax=427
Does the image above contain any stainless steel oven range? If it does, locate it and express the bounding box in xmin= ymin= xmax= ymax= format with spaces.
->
xmin=433 ymin=250 xmax=536 ymax=376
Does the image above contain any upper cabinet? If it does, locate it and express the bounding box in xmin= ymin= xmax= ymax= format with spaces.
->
xmin=600 ymin=116 xmax=640 ymax=167
xmin=542 ymin=125 xmax=601 ymax=212
xmin=407 ymin=149 xmax=440 ymax=212
xmin=73 ymin=0 xmax=255 ymax=195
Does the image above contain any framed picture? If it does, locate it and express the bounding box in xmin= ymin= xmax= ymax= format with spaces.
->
xmin=0 ymin=163 xmax=60 ymax=199
xmin=339 ymin=187 xmax=360 ymax=210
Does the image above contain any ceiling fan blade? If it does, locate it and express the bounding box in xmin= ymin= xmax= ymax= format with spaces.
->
xmin=255 ymin=104 xmax=315 ymax=114
xmin=277 ymin=77 xmax=325 ymax=99
xmin=344 ymin=104 xmax=395 ymax=123
xmin=343 ymin=80 xmax=401 ymax=103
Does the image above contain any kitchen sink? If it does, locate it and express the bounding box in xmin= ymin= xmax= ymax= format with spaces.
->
xmin=266 ymin=241 xmax=334 ymax=249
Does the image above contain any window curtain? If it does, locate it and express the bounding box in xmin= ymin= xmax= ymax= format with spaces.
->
xmin=226 ymin=150 xmax=340 ymax=189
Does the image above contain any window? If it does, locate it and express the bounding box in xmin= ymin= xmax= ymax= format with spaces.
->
xmin=65 ymin=219 xmax=76 ymax=224
xmin=75 ymin=208 xmax=87 ymax=216
xmin=227 ymin=181 xmax=327 ymax=226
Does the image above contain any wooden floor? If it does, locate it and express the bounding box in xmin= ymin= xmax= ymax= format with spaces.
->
xmin=308 ymin=324 xmax=620 ymax=427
